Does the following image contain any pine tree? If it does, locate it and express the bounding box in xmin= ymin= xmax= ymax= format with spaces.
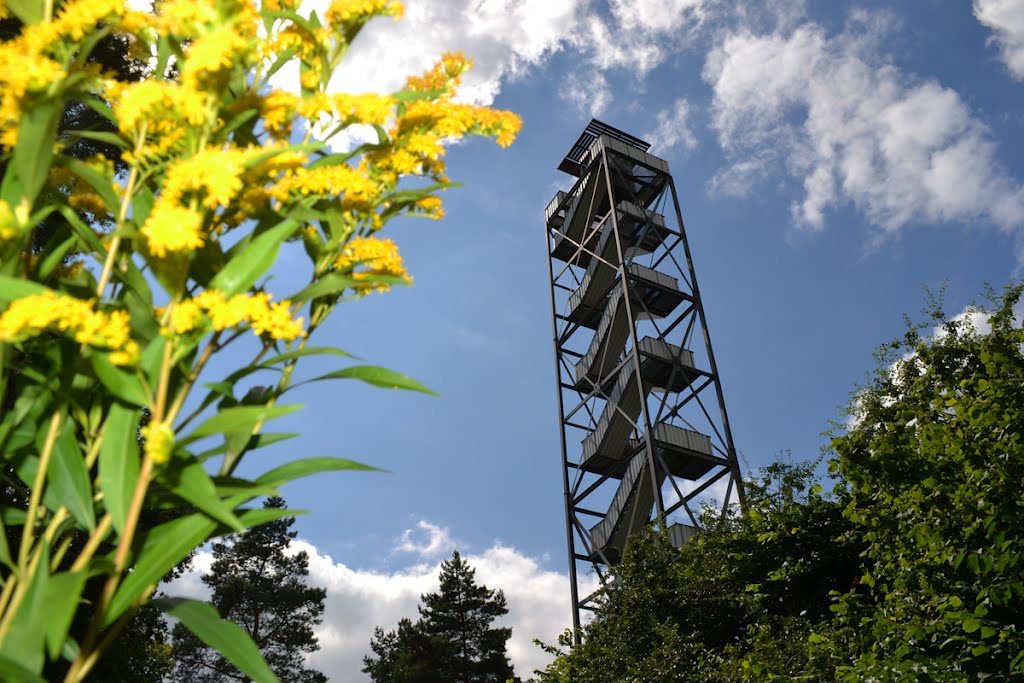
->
xmin=172 ymin=497 xmax=328 ymax=683
xmin=363 ymin=550 xmax=516 ymax=683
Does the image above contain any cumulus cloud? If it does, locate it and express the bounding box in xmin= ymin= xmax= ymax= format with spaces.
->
xmin=279 ymin=1 xmax=720 ymax=122
xmin=569 ymin=0 xmax=712 ymax=77
xmin=703 ymin=14 xmax=1024 ymax=237
xmin=974 ymin=0 xmax=1024 ymax=79
xmin=284 ymin=0 xmax=583 ymax=106
xmin=644 ymin=98 xmax=698 ymax=153
xmin=393 ymin=520 xmax=456 ymax=559
xmin=165 ymin=526 xmax=582 ymax=682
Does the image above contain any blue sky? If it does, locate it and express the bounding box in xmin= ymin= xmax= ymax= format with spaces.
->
xmin=169 ymin=0 xmax=1024 ymax=677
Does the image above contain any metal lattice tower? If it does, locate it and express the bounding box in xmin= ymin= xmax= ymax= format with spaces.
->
xmin=544 ymin=120 xmax=745 ymax=636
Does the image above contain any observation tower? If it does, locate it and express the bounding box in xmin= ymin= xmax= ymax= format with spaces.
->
xmin=544 ymin=120 xmax=745 ymax=635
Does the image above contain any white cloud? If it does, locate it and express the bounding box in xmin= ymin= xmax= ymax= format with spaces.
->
xmin=393 ymin=520 xmax=456 ymax=559
xmin=703 ymin=16 xmax=1024 ymax=237
xmin=286 ymin=0 xmax=583 ymax=106
xmin=560 ymin=67 xmax=614 ymax=116
xmin=644 ymin=98 xmax=697 ymax=153
xmin=974 ymin=0 xmax=1024 ymax=79
xmin=165 ymin=528 xmax=584 ymax=682
xmin=570 ymin=0 xmax=711 ymax=76
xmin=610 ymin=0 xmax=709 ymax=34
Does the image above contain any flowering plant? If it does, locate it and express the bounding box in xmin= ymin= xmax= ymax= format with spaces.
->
xmin=0 ymin=0 xmax=520 ymax=680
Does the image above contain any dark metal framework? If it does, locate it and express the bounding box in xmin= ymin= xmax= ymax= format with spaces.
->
xmin=545 ymin=120 xmax=745 ymax=636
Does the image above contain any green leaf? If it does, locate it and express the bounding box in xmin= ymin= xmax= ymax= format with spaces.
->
xmin=63 ymin=159 xmax=120 ymax=215
xmin=290 ymin=272 xmax=357 ymax=302
xmin=0 ymin=654 xmax=45 ymax=683
xmin=0 ymin=516 xmax=12 ymax=570
xmin=105 ymin=513 xmax=218 ymax=626
xmin=131 ymin=184 xmax=156 ymax=228
xmin=154 ymin=599 xmax=279 ymax=683
xmin=0 ymin=542 xmax=49 ymax=672
xmin=9 ymin=99 xmax=62 ymax=205
xmin=37 ymin=234 xmax=78 ymax=280
xmin=307 ymin=366 xmax=438 ymax=396
xmin=98 ymin=403 xmax=142 ymax=535
xmin=65 ymin=129 xmax=128 ymax=150
xmin=183 ymin=404 xmax=303 ymax=443
xmin=140 ymin=336 xmax=167 ymax=390
xmin=210 ymin=220 xmax=298 ymax=297
xmin=108 ymin=499 xmax=297 ymax=626
xmin=963 ymin=617 xmax=982 ymax=634
xmin=90 ymin=354 xmax=148 ymax=406
xmin=48 ymin=419 xmax=95 ymax=530
xmin=160 ymin=457 xmax=244 ymax=532
xmin=43 ymin=572 xmax=87 ymax=660
xmin=196 ymin=432 xmax=298 ymax=462
xmin=259 ymin=346 xmax=357 ymax=367
xmin=0 ymin=276 xmax=50 ymax=302
xmin=256 ymin=456 xmax=383 ymax=488
xmin=4 ymin=0 xmax=43 ymax=24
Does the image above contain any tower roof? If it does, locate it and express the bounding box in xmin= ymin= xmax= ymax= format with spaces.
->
xmin=558 ymin=119 xmax=651 ymax=176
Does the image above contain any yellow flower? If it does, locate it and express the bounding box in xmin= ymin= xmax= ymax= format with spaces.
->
xmin=261 ymin=90 xmax=299 ymax=138
xmin=68 ymin=191 xmax=111 ymax=220
xmin=333 ymin=236 xmax=411 ymax=293
xmin=141 ymin=202 xmax=205 ymax=257
xmin=51 ymin=0 xmax=125 ymax=41
xmin=163 ymin=147 xmax=247 ymax=209
xmin=181 ymin=22 xmax=253 ymax=90
xmin=325 ymin=0 xmax=404 ymax=25
xmin=0 ymin=291 xmax=137 ymax=364
xmin=406 ymin=52 xmax=470 ymax=93
xmin=164 ymin=290 xmax=305 ymax=341
xmin=141 ymin=421 xmax=175 ymax=465
xmin=248 ymin=294 xmax=306 ymax=340
xmin=415 ymin=196 xmax=444 ymax=220
xmin=270 ymin=163 xmax=380 ymax=208
xmin=113 ymin=80 xmax=211 ymax=136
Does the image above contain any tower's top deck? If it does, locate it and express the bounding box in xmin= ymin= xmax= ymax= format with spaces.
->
xmin=558 ymin=119 xmax=651 ymax=176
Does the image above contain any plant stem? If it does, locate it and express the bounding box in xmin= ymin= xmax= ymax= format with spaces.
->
xmin=18 ymin=411 xmax=62 ymax=563
xmin=69 ymin=515 xmax=112 ymax=573
xmin=96 ymin=123 xmax=146 ymax=300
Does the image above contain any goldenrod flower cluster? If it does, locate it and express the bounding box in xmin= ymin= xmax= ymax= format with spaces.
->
xmin=112 ymin=80 xmax=212 ymax=139
xmin=0 ymin=0 xmax=127 ymax=146
xmin=406 ymin=52 xmax=472 ymax=94
xmin=325 ymin=0 xmax=404 ymax=24
xmin=141 ymin=203 xmax=205 ymax=257
xmin=333 ymin=236 xmax=411 ymax=293
xmin=0 ymin=292 xmax=138 ymax=365
xmin=167 ymin=290 xmax=305 ymax=341
xmin=270 ymin=163 xmax=380 ymax=209
xmin=140 ymin=421 xmax=175 ymax=465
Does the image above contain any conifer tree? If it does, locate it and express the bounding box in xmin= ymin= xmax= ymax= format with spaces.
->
xmin=363 ymin=550 xmax=516 ymax=683
xmin=172 ymin=497 xmax=328 ymax=683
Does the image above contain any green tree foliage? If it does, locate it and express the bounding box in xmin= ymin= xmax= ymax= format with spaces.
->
xmin=819 ymin=282 xmax=1024 ymax=680
xmin=536 ymin=282 xmax=1024 ymax=682
xmin=172 ymin=497 xmax=327 ymax=683
xmin=364 ymin=550 xmax=517 ymax=683
xmin=534 ymin=458 xmax=860 ymax=683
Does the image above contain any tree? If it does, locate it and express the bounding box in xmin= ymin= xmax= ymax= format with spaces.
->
xmin=365 ymin=618 xmax=445 ymax=683
xmin=172 ymin=497 xmax=328 ymax=683
xmin=364 ymin=550 xmax=517 ymax=683
xmin=533 ymin=458 xmax=860 ymax=683
xmin=820 ymin=282 xmax=1024 ymax=680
